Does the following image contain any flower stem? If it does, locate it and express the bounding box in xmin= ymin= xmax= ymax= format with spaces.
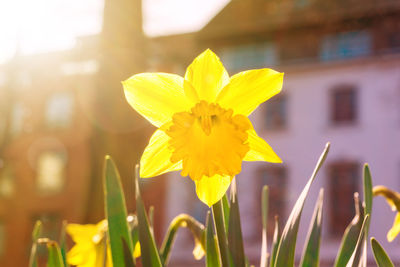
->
xmin=160 ymin=214 xmax=205 ymax=265
xmin=212 ymin=200 xmax=230 ymax=267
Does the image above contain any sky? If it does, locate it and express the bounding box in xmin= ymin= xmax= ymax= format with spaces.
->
xmin=0 ymin=0 xmax=229 ymax=63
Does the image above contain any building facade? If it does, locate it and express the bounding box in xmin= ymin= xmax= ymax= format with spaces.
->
xmin=0 ymin=0 xmax=399 ymax=265
xmin=154 ymin=0 xmax=400 ymax=265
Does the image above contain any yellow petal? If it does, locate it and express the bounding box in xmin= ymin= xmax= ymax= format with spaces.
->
xmin=388 ymin=213 xmax=400 ymax=242
xmin=243 ymin=129 xmax=282 ymax=163
xmin=66 ymin=224 xmax=98 ymax=243
xmin=123 ymin=73 xmax=193 ymax=127
xmin=67 ymin=243 xmax=94 ymax=266
xmin=134 ymin=242 xmax=141 ymax=258
xmin=195 ymin=174 xmax=232 ymax=206
xmin=216 ymin=69 xmax=284 ymax=116
xmin=140 ymin=129 xmax=182 ymax=178
xmin=184 ymin=49 xmax=229 ymax=102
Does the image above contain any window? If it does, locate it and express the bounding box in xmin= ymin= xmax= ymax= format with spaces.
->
xmin=0 ymin=164 xmax=14 ymax=197
xmin=36 ymin=151 xmax=67 ymax=195
xmin=320 ymin=31 xmax=372 ymax=61
xmin=45 ymin=93 xmax=74 ymax=128
xmin=265 ymin=95 xmax=287 ymax=130
xmin=257 ymin=166 xmax=287 ymax=237
xmin=220 ymin=43 xmax=278 ymax=73
xmin=328 ymin=162 xmax=359 ymax=237
xmin=330 ymin=86 xmax=357 ymax=124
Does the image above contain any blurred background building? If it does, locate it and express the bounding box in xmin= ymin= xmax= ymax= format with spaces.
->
xmin=0 ymin=0 xmax=399 ymax=266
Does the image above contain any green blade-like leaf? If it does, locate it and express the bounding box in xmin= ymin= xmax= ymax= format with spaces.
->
xmin=370 ymin=238 xmax=394 ymax=267
xmin=122 ymin=239 xmax=136 ymax=267
xmin=300 ymin=189 xmax=324 ymax=267
xmin=149 ymin=206 xmax=155 ymax=236
xmin=59 ymin=220 xmax=69 ymax=267
xmin=363 ymin=164 xmax=373 ymax=218
xmin=260 ymin=186 xmax=269 ymax=267
xmin=135 ymin=165 xmax=162 ymax=267
xmin=346 ymin=215 xmax=370 ymax=267
xmin=358 ymin=164 xmax=373 ymax=267
xmin=47 ymin=241 xmax=65 ymax=267
xmin=29 ymin=220 xmax=42 ymax=267
xmin=334 ymin=193 xmax=364 ymax=267
xmin=269 ymin=216 xmax=280 ymax=267
xmin=212 ymin=199 xmax=232 ymax=267
xmin=228 ymin=179 xmax=245 ymax=267
xmin=206 ymin=211 xmax=221 ymax=267
xmin=222 ymin=194 xmax=230 ymax=231
xmin=274 ymin=142 xmax=330 ymax=267
xmin=103 ymin=156 xmax=134 ymax=267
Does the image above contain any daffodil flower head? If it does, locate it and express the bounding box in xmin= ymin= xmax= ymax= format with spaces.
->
xmin=123 ymin=49 xmax=283 ymax=206
xmin=66 ymin=220 xmax=141 ymax=267
xmin=66 ymin=220 xmax=112 ymax=267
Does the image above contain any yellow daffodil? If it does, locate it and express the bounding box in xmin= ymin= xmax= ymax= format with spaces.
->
xmin=67 ymin=220 xmax=140 ymax=267
xmin=123 ymin=49 xmax=283 ymax=206
xmin=67 ymin=220 xmax=112 ymax=267
xmin=373 ymin=185 xmax=400 ymax=242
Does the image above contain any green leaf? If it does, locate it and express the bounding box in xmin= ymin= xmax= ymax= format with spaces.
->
xmin=103 ymin=156 xmax=134 ymax=267
xmin=47 ymin=241 xmax=65 ymax=267
xmin=260 ymin=186 xmax=269 ymax=267
xmin=274 ymin=142 xmax=330 ymax=267
xmin=212 ymin=199 xmax=232 ymax=267
xmin=149 ymin=206 xmax=155 ymax=236
xmin=227 ymin=179 xmax=245 ymax=267
xmin=300 ymin=189 xmax=324 ymax=267
xmin=59 ymin=220 xmax=69 ymax=267
xmin=222 ymin=194 xmax=230 ymax=231
xmin=135 ymin=164 xmax=162 ymax=267
xmin=206 ymin=211 xmax=221 ymax=267
xmin=370 ymin=238 xmax=394 ymax=267
xmin=269 ymin=216 xmax=280 ymax=267
xmin=29 ymin=220 xmax=42 ymax=267
xmin=363 ymin=164 xmax=373 ymax=217
xmin=122 ymin=239 xmax=136 ymax=267
xmin=334 ymin=194 xmax=364 ymax=267
xmin=346 ymin=215 xmax=370 ymax=267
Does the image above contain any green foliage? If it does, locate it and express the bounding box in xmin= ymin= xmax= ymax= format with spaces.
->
xmin=334 ymin=194 xmax=364 ymax=267
xmin=299 ymin=189 xmax=323 ymax=267
xmin=46 ymin=241 xmax=65 ymax=267
xmin=345 ymin=215 xmax=370 ymax=267
xmin=269 ymin=217 xmax=281 ymax=267
xmin=227 ymin=179 xmax=246 ymax=267
xmin=28 ymin=220 xmax=42 ymax=267
xmin=206 ymin=211 xmax=221 ymax=267
xmin=104 ymin=156 xmax=134 ymax=267
xmin=28 ymin=143 xmax=400 ymax=267
xmin=274 ymin=142 xmax=330 ymax=267
xmin=59 ymin=220 xmax=69 ymax=267
xmin=371 ymin=238 xmax=394 ymax=267
xmin=134 ymin=164 xmax=163 ymax=267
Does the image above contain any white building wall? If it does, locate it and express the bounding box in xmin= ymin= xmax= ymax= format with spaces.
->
xmin=165 ymin=56 xmax=400 ymax=265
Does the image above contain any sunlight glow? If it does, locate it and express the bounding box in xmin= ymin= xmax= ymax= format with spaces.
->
xmin=0 ymin=0 xmax=230 ymax=63
xmin=0 ymin=0 xmax=104 ymax=63
xmin=143 ymin=0 xmax=230 ymax=37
